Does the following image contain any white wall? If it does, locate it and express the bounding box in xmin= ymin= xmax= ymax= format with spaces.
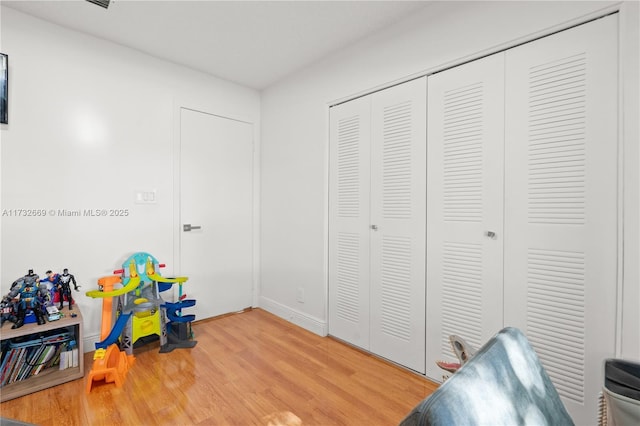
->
xmin=260 ymin=1 xmax=640 ymax=359
xmin=0 ymin=6 xmax=260 ymax=349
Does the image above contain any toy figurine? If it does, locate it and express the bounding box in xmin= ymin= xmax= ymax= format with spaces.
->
xmin=22 ymin=269 xmax=39 ymax=286
xmin=38 ymin=282 xmax=51 ymax=307
xmin=0 ymin=294 xmax=17 ymax=327
xmin=57 ymin=268 xmax=79 ymax=310
xmin=0 ymin=277 xmax=26 ymax=327
xmin=40 ymin=270 xmax=60 ymax=305
xmin=10 ymin=270 xmax=47 ymax=328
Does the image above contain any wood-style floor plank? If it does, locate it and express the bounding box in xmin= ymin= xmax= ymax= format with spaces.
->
xmin=0 ymin=308 xmax=436 ymax=425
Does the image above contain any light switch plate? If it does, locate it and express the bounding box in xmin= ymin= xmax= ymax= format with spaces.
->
xmin=135 ymin=189 xmax=157 ymax=204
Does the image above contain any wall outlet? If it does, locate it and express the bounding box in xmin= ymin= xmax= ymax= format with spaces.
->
xmin=296 ymin=287 xmax=305 ymax=303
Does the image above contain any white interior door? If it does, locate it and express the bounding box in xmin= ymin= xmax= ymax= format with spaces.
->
xmin=180 ymin=107 xmax=254 ymax=321
xmin=425 ymin=53 xmax=505 ymax=381
xmin=328 ymin=96 xmax=371 ymax=350
xmin=503 ymin=15 xmax=618 ymax=425
xmin=370 ymin=77 xmax=427 ymax=374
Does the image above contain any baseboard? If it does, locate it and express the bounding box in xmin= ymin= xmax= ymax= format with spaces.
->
xmin=258 ymin=296 xmax=327 ymax=337
xmin=84 ymin=300 xmax=329 ymax=349
xmin=83 ymin=333 xmax=101 ymax=353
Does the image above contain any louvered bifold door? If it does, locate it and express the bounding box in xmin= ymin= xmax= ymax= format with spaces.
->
xmin=369 ymin=77 xmax=427 ymax=373
xmin=425 ymin=54 xmax=505 ymax=381
xmin=503 ymin=15 xmax=618 ymax=425
xmin=328 ymin=96 xmax=372 ymax=350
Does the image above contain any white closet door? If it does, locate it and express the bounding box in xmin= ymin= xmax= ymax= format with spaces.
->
xmin=328 ymin=97 xmax=372 ymax=350
xmin=504 ymin=15 xmax=618 ymax=425
xmin=370 ymin=77 xmax=427 ymax=373
xmin=425 ymin=54 xmax=505 ymax=381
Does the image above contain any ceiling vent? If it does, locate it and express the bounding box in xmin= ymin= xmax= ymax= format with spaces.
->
xmin=86 ymin=0 xmax=110 ymax=9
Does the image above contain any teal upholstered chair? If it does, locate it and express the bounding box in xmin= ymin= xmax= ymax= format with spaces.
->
xmin=400 ymin=327 xmax=573 ymax=426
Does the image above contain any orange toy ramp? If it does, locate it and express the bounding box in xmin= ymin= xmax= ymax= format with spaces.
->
xmin=86 ymin=344 xmax=135 ymax=393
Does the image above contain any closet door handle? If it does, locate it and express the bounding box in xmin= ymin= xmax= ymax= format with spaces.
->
xmin=371 ymin=225 xmax=379 ymax=231
xmin=485 ymin=231 xmax=497 ymax=239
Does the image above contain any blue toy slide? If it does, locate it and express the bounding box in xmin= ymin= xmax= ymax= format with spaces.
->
xmin=94 ymin=312 xmax=132 ymax=350
xmin=163 ymin=300 xmax=196 ymax=323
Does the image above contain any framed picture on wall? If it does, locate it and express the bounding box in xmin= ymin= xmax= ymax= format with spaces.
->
xmin=0 ymin=53 xmax=7 ymax=124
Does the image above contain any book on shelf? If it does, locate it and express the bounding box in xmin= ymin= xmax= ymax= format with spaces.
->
xmin=0 ymin=329 xmax=74 ymax=387
xmin=33 ymin=345 xmax=57 ymax=376
xmin=31 ymin=346 xmax=49 ymax=376
xmin=60 ymin=346 xmax=78 ymax=370
xmin=16 ymin=345 xmax=40 ymax=381
xmin=8 ymin=348 xmax=27 ymax=384
xmin=72 ymin=347 xmax=79 ymax=368
xmin=58 ymin=351 xmax=67 ymax=371
xmin=0 ymin=348 xmax=18 ymax=386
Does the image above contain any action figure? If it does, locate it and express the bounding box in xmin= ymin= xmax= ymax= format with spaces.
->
xmin=0 ymin=294 xmax=17 ymax=327
xmin=40 ymin=270 xmax=60 ymax=305
xmin=0 ymin=276 xmax=26 ymax=327
xmin=10 ymin=270 xmax=47 ymax=328
xmin=57 ymin=268 xmax=79 ymax=310
xmin=38 ymin=282 xmax=51 ymax=307
xmin=22 ymin=269 xmax=39 ymax=286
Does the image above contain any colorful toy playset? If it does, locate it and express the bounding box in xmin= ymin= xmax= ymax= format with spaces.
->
xmin=85 ymin=252 xmax=197 ymax=392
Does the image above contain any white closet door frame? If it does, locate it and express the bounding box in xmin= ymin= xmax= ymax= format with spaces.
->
xmin=328 ymin=97 xmax=372 ymax=350
xmin=504 ymin=15 xmax=619 ymax=425
xmin=370 ymin=77 xmax=427 ymax=374
xmin=425 ymin=53 xmax=505 ymax=381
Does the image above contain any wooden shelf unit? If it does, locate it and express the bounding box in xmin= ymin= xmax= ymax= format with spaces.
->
xmin=0 ymin=306 xmax=84 ymax=402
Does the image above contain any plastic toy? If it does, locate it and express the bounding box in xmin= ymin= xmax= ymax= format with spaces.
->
xmin=58 ymin=268 xmax=79 ymax=310
xmin=436 ymin=335 xmax=477 ymax=381
xmin=39 ymin=270 xmax=60 ymax=305
xmin=6 ymin=270 xmax=49 ymax=328
xmin=85 ymin=344 xmax=135 ymax=393
xmin=85 ymin=252 xmax=197 ymax=392
xmin=0 ymin=295 xmax=17 ymax=327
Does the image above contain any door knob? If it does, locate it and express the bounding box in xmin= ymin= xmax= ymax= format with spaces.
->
xmin=485 ymin=231 xmax=496 ymax=239
xmin=371 ymin=225 xmax=379 ymax=231
xmin=183 ymin=224 xmax=202 ymax=232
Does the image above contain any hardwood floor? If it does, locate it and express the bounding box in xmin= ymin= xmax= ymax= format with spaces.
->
xmin=0 ymin=309 xmax=436 ymax=425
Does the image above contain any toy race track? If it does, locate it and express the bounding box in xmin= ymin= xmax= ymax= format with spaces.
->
xmin=94 ymin=312 xmax=132 ymax=350
xmin=163 ymin=300 xmax=196 ymax=323
xmin=85 ymin=276 xmax=141 ymax=298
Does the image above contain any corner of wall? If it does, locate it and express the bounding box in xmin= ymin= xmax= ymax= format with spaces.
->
xmin=259 ymin=296 xmax=328 ymax=337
